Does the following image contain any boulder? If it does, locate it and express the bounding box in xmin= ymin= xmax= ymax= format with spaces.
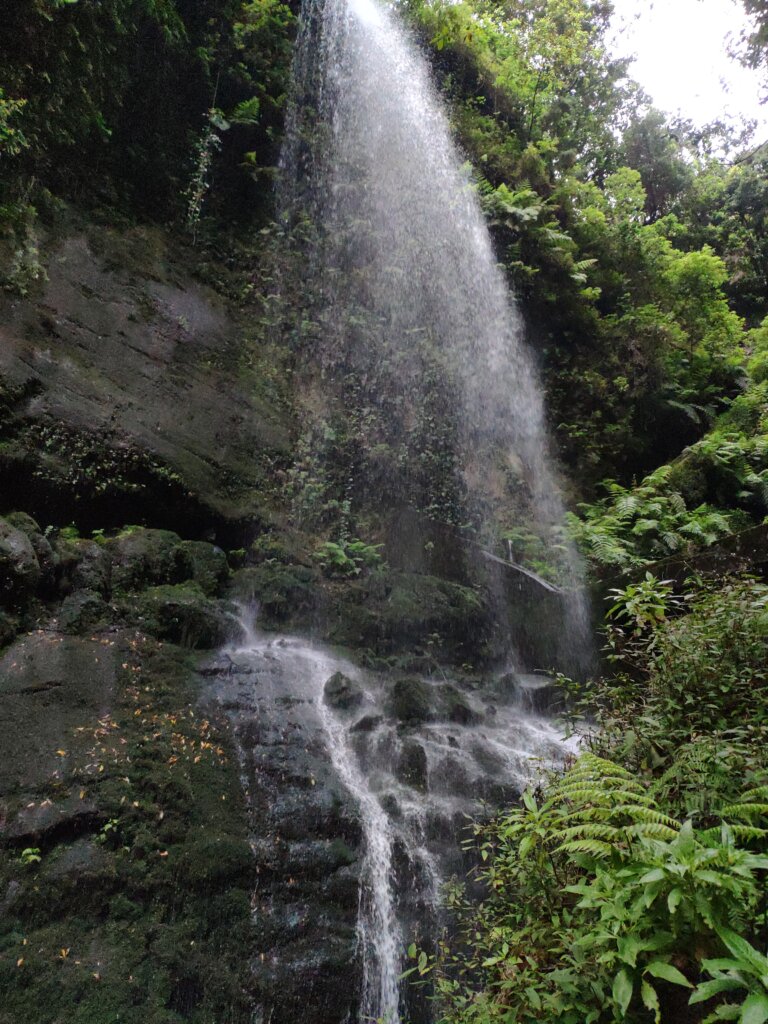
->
xmin=55 ymin=536 xmax=111 ymax=596
xmin=440 ymin=684 xmax=482 ymax=725
xmin=324 ymin=671 xmax=364 ymax=711
xmin=350 ymin=713 xmax=383 ymax=734
xmin=132 ymin=583 xmax=235 ymax=648
xmin=397 ymin=739 xmax=428 ymax=790
xmin=5 ymin=512 xmax=56 ymax=588
xmin=177 ymin=539 xmax=229 ymax=596
xmin=0 ymin=516 xmax=41 ymax=603
xmin=58 ymin=589 xmax=109 ymax=634
xmin=107 ymin=527 xmax=186 ymax=592
xmin=389 ymin=677 xmax=432 ymax=725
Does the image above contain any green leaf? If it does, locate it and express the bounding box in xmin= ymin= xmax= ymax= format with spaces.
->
xmin=691 ymin=978 xmax=748 ymax=1004
xmin=641 ymin=979 xmax=661 ymax=1023
xmin=668 ymin=887 xmax=684 ymax=914
xmin=741 ymin=994 xmax=768 ymax=1024
xmin=613 ymin=968 xmax=634 ymax=1015
xmin=645 ymin=961 xmax=693 ymax=988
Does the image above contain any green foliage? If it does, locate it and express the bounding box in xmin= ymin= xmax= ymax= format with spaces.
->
xmin=185 ymin=107 xmax=229 ymax=240
xmin=429 ymin=752 xmax=768 ymax=1024
xmin=19 ymin=848 xmax=42 ymax=867
xmin=314 ymin=538 xmax=384 ymax=577
xmin=692 ymin=929 xmax=768 ymax=1023
xmin=571 ymin=578 xmax=768 ymax=782
xmin=571 ymin=375 xmax=768 ymax=569
xmin=0 ymin=89 xmax=28 ymax=157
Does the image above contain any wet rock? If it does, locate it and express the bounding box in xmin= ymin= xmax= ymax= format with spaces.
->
xmin=200 ymin=652 xmax=254 ymax=676
xmin=324 ymin=864 xmax=360 ymax=910
xmin=58 ymin=589 xmax=109 ymax=633
xmin=350 ymin=713 xmax=383 ymax=733
xmin=324 ymin=671 xmax=364 ymax=711
xmin=177 ymin=539 xmax=229 ymax=596
xmin=107 ymin=527 xmax=186 ymax=592
xmin=55 ymin=536 xmax=111 ymax=596
xmin=0 ymin=516 xmax=41 ymax=602
xmin=492 ymin=671 xmax=518 ymax=699
xmin=389 ymin=677 xmax=432 ymax=725
xmin=440 ymin=684 xmax=482 ymax=725
xmin=131 ymin=583 xmax=235 ymax=648
xmin=2 ymin=790 xmax=100 ymax=843
xmin=0 ymin=633 xmax=118 ymax=795
xmin=397 ymin=739 xmax=428 ymax=790
xmin=516 ymin=673 xmax=563 ymax=714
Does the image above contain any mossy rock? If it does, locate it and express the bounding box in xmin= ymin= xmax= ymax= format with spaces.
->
xmin=0 ymin=516 xmax=41 ymax=603
xmin=389 ymin=677 xmax=432 ymax=725
xmin=131 ymin=583 xmax=235 ymax=648
xmin=439 ymin=684 xmax=482 ymax=725
xmin=55 ymin=536 xmax=111 ymax=596
xmin=229 ymin=563 xmax=316 ymax=621
xmin=58 ymin=589 xmax=109 ymax=634
xmin=176 ymin=835 xmax=253 ymax=890
xmin=324 ymin=671 xmax=364 ymax=711
xmin=5 ymin=512 xmax=56 ymax=588
xmin=176 ymin=540 xmax=229 ymax=597
xmin=107 ymin=527 xmax=186 ymax=592
xmin=331 ymin=571 xmax=487 ymax=660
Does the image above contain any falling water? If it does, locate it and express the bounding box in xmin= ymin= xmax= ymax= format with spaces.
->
xmin=216 ymin=615 xmax=577 ymax=1024
xmin=281 ymin=0 xmax=589 ymax=659
xmin=274 ymin=0 xmax=591 ymax=1016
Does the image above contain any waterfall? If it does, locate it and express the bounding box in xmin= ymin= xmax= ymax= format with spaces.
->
xmin=263 ymin=0 xmax=593 ymax=1017
xmin=280 ymin=0 xmax=589 ymax=666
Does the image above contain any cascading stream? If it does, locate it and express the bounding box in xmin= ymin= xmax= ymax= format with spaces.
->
xmin=218 ymin=617 xmax=577 ymax=1024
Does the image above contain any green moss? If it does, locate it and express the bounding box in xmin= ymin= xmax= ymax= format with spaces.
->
xmin=389 ymin=677 xmax=432 ymax=725
xmin=129 ymin=583 xmax=234 ymax=649
xmin=0 ymin=635 xmax=254 ymax=1023
xmin=229 ymin=563 xmax=316 ymax=622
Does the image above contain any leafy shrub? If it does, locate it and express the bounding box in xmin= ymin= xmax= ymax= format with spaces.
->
xmin=423 ymin=754 xmax=768 ymax=1024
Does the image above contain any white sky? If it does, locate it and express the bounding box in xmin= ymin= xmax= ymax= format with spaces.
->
xmin=609 ymin=0 xmax=768 ymax=134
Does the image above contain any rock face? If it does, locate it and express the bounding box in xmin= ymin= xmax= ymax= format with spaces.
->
xmin=206 ymin=629 xmax=574 ymax=1024
xmin=0 ymin=224 xmax=292 ymax=535
xmin=212 ymin=639 xmax=364 ymax=1024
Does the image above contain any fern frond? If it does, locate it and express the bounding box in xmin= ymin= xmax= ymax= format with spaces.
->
xmin=556 ymin=839 xmax=616 ymax=858
xmin=624 ymin=822 xmax=680 ymax=841
xmin=554 ymin=824 xmax=622 ymax=844
xmin=721 ymin=803 xmax=768 ymax=819
xmin=738 ymin=787 xmax=768 ymax=803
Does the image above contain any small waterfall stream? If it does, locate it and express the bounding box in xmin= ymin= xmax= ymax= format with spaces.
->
xmin=212 ymin=611 xmax=578 ymax=1023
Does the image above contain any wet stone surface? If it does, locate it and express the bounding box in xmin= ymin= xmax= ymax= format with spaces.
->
xmin=204 ymin=626 xmax=576 ymax=1024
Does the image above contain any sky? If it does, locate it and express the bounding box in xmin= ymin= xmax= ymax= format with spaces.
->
xmin=608 ymin=0 xmax=768 ymax=134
